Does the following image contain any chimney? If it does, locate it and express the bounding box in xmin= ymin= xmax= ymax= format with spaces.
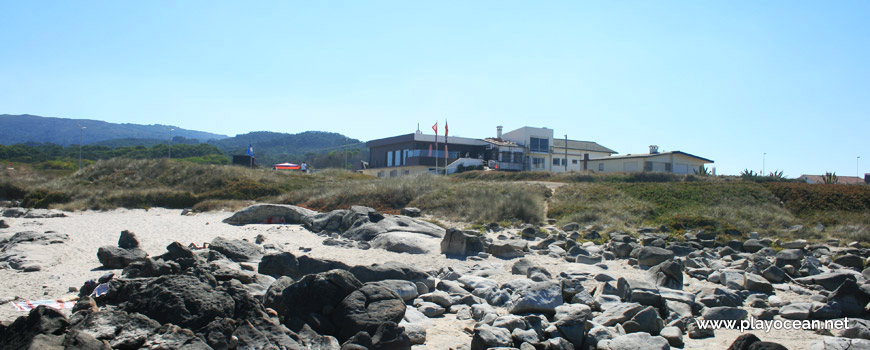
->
xmin=497 ymin=126 xmax=503 ymax=139
xmin=649 ymin=145 xmax=659 ymax=154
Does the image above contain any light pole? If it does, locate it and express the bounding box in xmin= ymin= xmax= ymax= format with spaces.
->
xmin=859 ymin=156 xmax=862 ymax=180
xmin=168 ymin=128 xmax=174 ymax=160
xmin=763 ymin=152 xmax=766 ymax=175
xmin=77 ymin=125 xmax=86 ymax=171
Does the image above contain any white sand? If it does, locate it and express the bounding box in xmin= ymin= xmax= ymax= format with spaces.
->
xmin=0 ymin=208 xmax=824 ymax=348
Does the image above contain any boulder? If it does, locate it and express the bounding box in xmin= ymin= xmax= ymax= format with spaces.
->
xmin=332 ymin=284 xmax=406 ymax=342
xmin=637 ymin=247 xmax=674 ymax=266
xmin=258 ymin=252 xmax=349 ymax=279
xmin=511 ymin=259 xmax=536 ymax=275
xmin=508 ymin=281 xmax=563 ymax=314
xmin=370 ymin=321 xmax=411 ymax=349
xmin=648 ymin=260 xmax=683 ymax=290
xmin=742 ymin=239 xmax=764 ymax=253
xmin=349 ymin=262 xmax=432 ymax=284
xmin=744 ymin=273 xmax=774 ymax=293
xmin=118 ymin=275 xmax=235 ymax=330
xmin=68 ymin=310 xmax=160 ymax=349
xmin=210 ymin=237 xmax=262 ymax=262
xmin=274 ymin=269 xmax=362 ymax=323
xmin=470 ymin=325 xmax=512 ymax=350
xmin=834 ymin=254 xmax=865 ymax=270
xmin=810 ymin=337 xmax=870 ymax=350
xmin=222 ymin=204 xmax=317 ymax=225
xmin=344 ymin=214 xmax=445 ymax=241
xmin=371 ymin=231 xmax=438 ymax=254
xmin=117 ymin=230 xmax=140 ymax=249
xmin=774 ymin=249 xmax=804 ymax=268
xmin=592 ymin=302 xmax=644 ymax=326
xmin=366 ymin=280 xmax=419 ymax=302
xmin=727 ymin=333 xmax=787 ymax=350
xmin=599 ymin=332 xmax=670 ymax=350
xmin=780 ymin=303 xmax=813 ymax=320
xmin=795 ymin=272 xmax=857 ymax=291
xmin=489 ymin=241 xmax=525 ymax=259
xmin=0 ymin=305 xmax=70 ymax=350
xmin=828 ymin=279 xmax=870 ymax=318
xmin=702 ymin=306 xmax=748 ymax=321
xmin=302 ymin=210 xmax=347 ymax=232
xmin=660 ymin=326 xmax=683 ymax=348
xmin=96 ymin=246 xmax=148 ymax=269
xmin=440 ymin=228 xmax=485 ymax=256
xmin=630 ymin=306 xmax=664 ymax=335
xmin=400 ymin=207 xmax=421 ymax=217
xmin=761 ymin=265 xmax=786 ymax=283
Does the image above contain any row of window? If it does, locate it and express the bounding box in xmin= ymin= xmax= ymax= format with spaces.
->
xmin=385 ymin=149 xmax=462 ymax=167
xmin=552 ymin=158 xmax=581 ymax=166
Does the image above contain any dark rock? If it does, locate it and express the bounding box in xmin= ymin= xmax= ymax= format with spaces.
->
xmin=761 ymin=265 xmax=786 ymax=283
xmin=702 ymin=306 xmax=748 ymax=321
xmin=0 ymin=305 xmax=69 ymax=350
xmin=259 ymin=252 xmax=350 ymax=279
xmin=648 ymin=260 xmax=683 ymax=290
xmin=637 ymin=247 xmax=674 ymax=266
xmin=332 ymin=284 xmax=406 ymax=342
xmin=209 ymin=236 xmax=262 ymax=262
xmin=508 ymin=280 xmax=563 ymax=314
xmin=834 ymin=254 xmax=865 ymax=270
xmin=275 ymin=269 xmax=362 ymax=324
xmin=96 ymin=246 xmax=148 ymax=269
xmin=0 ymin=219 xmax=7 ymax=228
xmin=349 ymin=261 xmax=431 ymax=284
xmin=470 ymin=325 xmax=512 ymax=350
xmin=400 ymin=207 xmax=421 ymax=217
xmin=774 ymin=249 xmax=804 ymax=268
xmin=145 ymin=323 xmax=212 ymax=349
xmin=440 ymin=228 xmax=486 ymax=256
xmin=111 ymin=230 xmax=140 ymax=250
xmin=728 ymin=333 xmax=761 ymax=350
xmin=744 ymin=273 xmax=774 ymax=293
xmin=370 ymin=321 xmax=411 ymax=350
xmin=69 ymin=310 xmax=160 ymax=349
xmin=62 ymin=329 xmax=112 ymax=350
xmin=795 ymin=272 xmax=857 ymax=291
xmin=743 ymin=239 xmax=764 ymax=253
xmin=303 ymin=210 xmax=348 ymax=232
xmin=222 ymin=204 xmax=317 ymax=225
xmin=119 ymin=274 xmax=235 ymax=330
xmin=829 ymin=279 xmax=870 ymax=317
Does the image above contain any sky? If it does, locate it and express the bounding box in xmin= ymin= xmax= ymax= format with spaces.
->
xmin=1 ymin=1 xmax=868 ymax=176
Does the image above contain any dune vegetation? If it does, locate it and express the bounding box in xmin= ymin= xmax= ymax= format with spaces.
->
xmin=2 ymin=160 xmax=868 ymax=243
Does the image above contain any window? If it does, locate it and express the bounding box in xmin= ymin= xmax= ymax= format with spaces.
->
xmin=572 ymin=159 xmax=578 ymax=164
xmin=377 ymin=171 xmax=385 ymax=178
xmin=599 ymin=164 xmax=604 ymax=171
xmin=553 ymin=158 xmax=561 ymax=166
xmin=386 ymin=151 xmax=393 ymax=167
xmin=532 ymin=157 xmax=545 ymax=169
xmin=644 ymin=161 xmax=653 ymax=171
xmin=395 ymin=151 xmax=401 ymax=166
xmin=530 ymin=137 xmax=549 ymax=152
xmin=403 ymin=170 xmax=410 ymax=175
xmin=665 ymin=163 xmax=672 ymax=172
xmin=390 ymin=170 xmax=398 ymax=177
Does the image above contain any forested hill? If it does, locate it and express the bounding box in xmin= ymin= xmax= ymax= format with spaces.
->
xmin=208 ymin=131 xmax=367 ymax=168
xmin=0 ymin=114 xmax=229 ymax=145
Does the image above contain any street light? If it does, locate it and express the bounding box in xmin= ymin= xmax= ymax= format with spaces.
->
xmin=763 ymin=152 xmax=767 ymax=176
xmin=168 ymin=128 xmax=175 ymax=160
xmin=77 ymin=125 xmax=86 ymax=171
xmin=859 ymin=156 xmax=862 ymax=180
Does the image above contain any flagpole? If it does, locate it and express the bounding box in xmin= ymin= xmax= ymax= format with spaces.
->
xmin=444 ymin=120 xmax=448 ymax=175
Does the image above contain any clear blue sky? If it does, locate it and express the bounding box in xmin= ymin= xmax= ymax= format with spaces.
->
xmin=1 ymin=1 xmax=868 ymax=176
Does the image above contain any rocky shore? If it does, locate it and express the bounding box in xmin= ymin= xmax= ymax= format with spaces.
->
xmin=1 ymin=204 xmax=869 ymax=349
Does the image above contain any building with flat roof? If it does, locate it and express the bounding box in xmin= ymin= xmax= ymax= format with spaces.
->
xmin=360 ymin=126 xmax=712 ymax=177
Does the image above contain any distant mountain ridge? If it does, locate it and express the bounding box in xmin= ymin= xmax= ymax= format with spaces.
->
xmin=0 ymin=114 xmax=229 ymax=145
xmin=0 ymin=114 xmax=368 ymax=169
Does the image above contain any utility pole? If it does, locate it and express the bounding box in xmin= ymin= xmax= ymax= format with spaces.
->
xmin=859 ymin=156 xmax=862 ymax=180
xmin=77 ymin=125 xmax=86 ymax=171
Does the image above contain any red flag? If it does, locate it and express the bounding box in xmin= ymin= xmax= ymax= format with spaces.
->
xmin=432 ymin=122 xmax=438 ymax=135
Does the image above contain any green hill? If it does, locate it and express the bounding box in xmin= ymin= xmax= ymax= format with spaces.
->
xmin=0 ymin=114 xmax=228 ymax=145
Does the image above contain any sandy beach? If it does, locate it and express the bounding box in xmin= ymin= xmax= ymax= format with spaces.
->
xmin=0 ymin=208 xmax=831 ymax=349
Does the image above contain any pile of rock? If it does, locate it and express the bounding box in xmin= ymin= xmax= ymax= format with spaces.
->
xmin=224 ymin=204 xmax=445 ymax=255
